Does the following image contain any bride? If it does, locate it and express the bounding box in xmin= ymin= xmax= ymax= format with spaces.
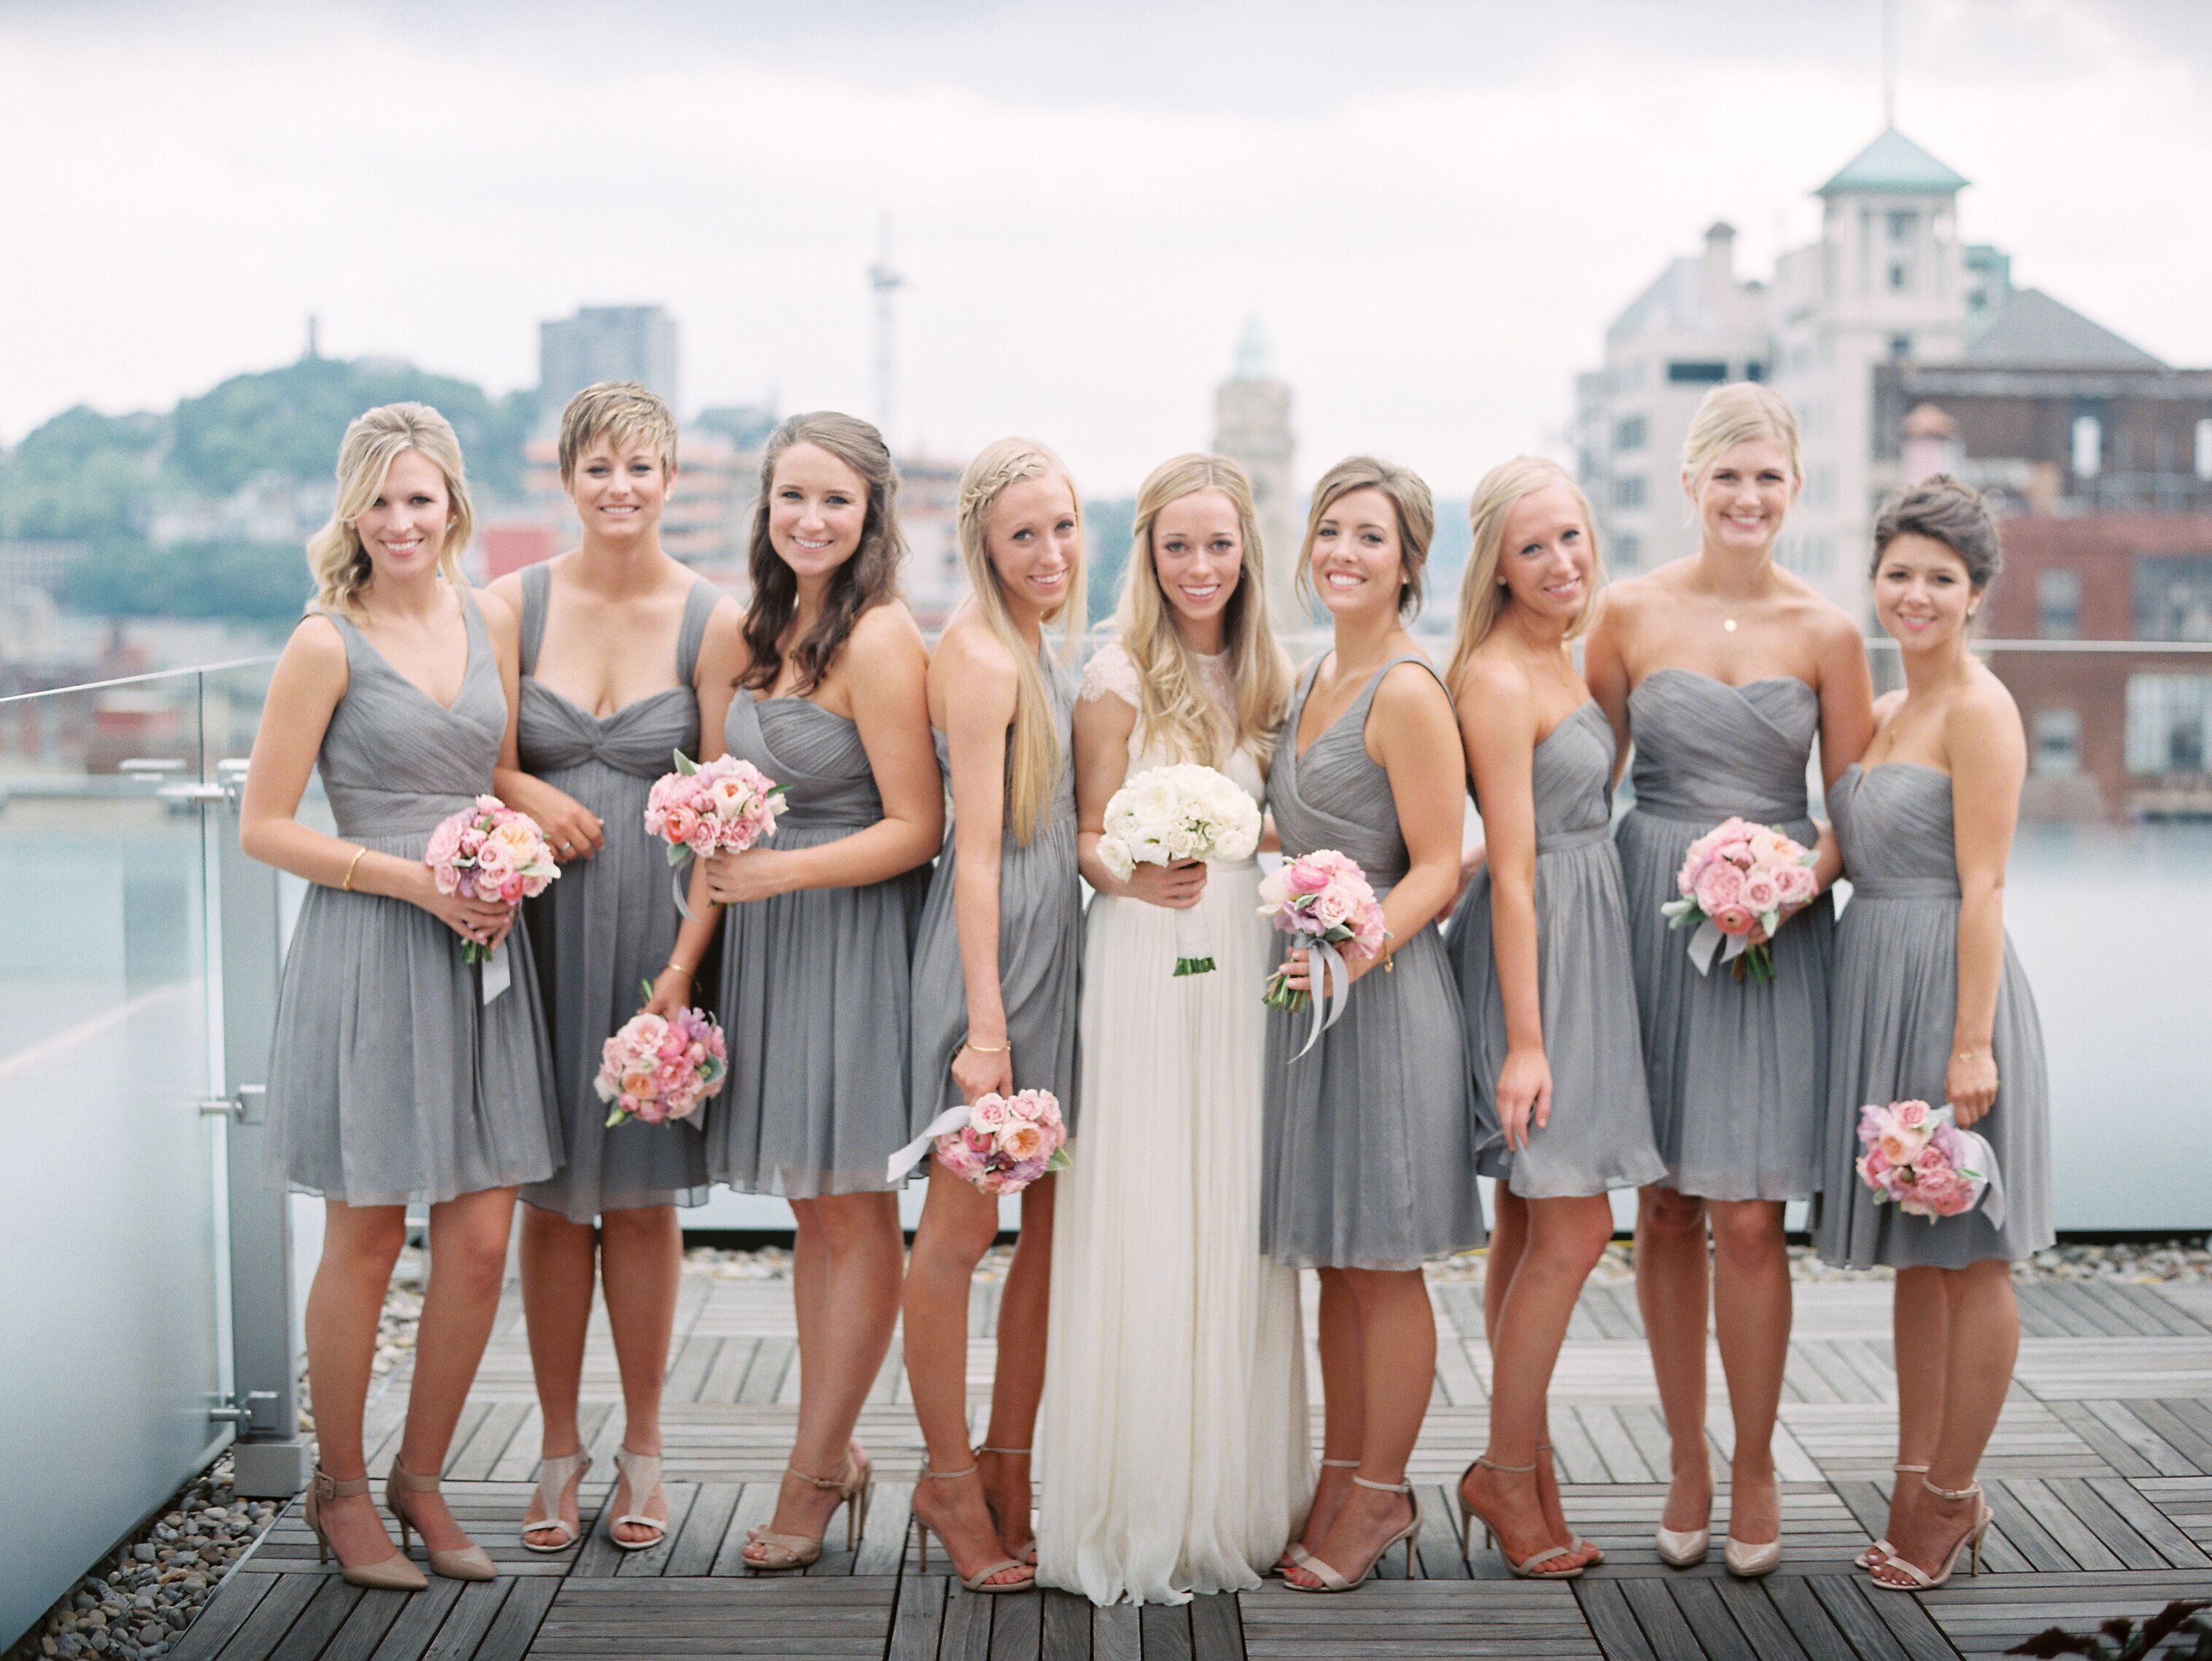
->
xmin=1036 ymin=453 xmax=1311 ymax=1604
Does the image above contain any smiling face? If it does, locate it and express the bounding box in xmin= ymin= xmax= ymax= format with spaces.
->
xmin=983 ymin=471 xmax=1079 ymax=619
xmin=570 ymin=432 xmax=670 ymax=546
xmin=1689 ymin=436 xmax=1797 ymax=558
xmin=1494 ymin=481 xmax=1595 ymax=627
xmin=1308 ymin=485 xmax=1405 ymax=620
xmin=1874 ymin=530 xmax=1978 ymax=651
xmin=767 ymin=441 xmax=870 ymax=583
xmin=354 ymin=449 xmax=451 ymax=582
xmin=1149 ymin=487 xmax=1244 ymax=636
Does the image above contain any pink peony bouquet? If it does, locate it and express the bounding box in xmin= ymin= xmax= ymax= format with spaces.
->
xmin=1258 ymin=848 xmax=1386 ymax=1017
xmin=1856 ymin=1099 xmax=1990 ymax=1220
xmin=1659 ymin=816 xmax=1820 ymax=984
xmin=931 ymin=1090 xmax=1070 ymax=1195
xmin=596 ymin=991 xmax=729 ymax=1128
xmin=643 ymin=751 xmax=786 ymax=864
xmin=423 ymin=795 xmax=560 ymax=963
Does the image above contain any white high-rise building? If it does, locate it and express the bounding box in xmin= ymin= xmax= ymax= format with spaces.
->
xmin=538 ymin=306 xmax=681 ymax=427
xmin=1212 ymin=318 xmax=1302 ymax=632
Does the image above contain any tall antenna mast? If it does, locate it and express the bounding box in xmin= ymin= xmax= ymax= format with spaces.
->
xmin=1882 ymin=0 xmax=1899 ymax=128
xmin=867 ymin=214 xmax=906 ymax=445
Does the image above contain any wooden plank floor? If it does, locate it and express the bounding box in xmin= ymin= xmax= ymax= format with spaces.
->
xmin=174 ymin=1269 xmax=2212 ymax=1660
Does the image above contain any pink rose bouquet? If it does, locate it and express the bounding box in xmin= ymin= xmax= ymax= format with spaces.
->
xmin=423 ymin=794 xmax=560 ymax=963
xmin=644 ymin=751 xmax=785 ymax=864
xmin=1659 ymin=816 xmax=1819 ymax=983
xmin=1855 ymin=1099 xmax=1992 ymax=1220
xmin=885 ymin=1088 xmax=1069 ymax=1195
xmin=1258 ymin=849 xmax=1386 ymax=1013
xmin=596 ymin=996 xmax=729 ymax=1127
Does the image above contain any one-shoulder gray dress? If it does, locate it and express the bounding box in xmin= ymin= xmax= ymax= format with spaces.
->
xmin=263 ymin=592 xmax=561 ymax=1207
xmin=909 ymin=651 xmax=1082 ymax=1134
xmin=1615 ymin=669 xmax=1835 ymax=1201
xmin=1446 ymin=701 xmax=1668 ymax=1199
xmin=710 ymin=694 xmax=929 ymax=1195
xmin=1812 ymin=764 xmax=2054 ymax=1267
xmin=516 ymin=565 xmax=717 ymax=1223
xmin=1260 ymin=657 xmax=1484 ymax=1269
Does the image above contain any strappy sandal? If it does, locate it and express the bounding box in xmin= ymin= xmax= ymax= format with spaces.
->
xmin=521 ymin=1449 xmax=591 ymax=1554
xmin=910 ymin=1461 xmax=1034 ymax=1592
xmin=1868 ymin=1478 xmax=1992 ymax=1591
xmin=743 ymin=1449 xmax=875 ymax=1572
xmin=1535 ymin=1441 xmax=1602 ymax=1567
xmin=1456 ymin=1457 xmax=1583 ymax=1580
xmin=606 ymin=1447 xmax=669 ymax=1552
xmin=303 ymin=1466 xmax=426 ymax=1590
xmin=1855 ymin=1461 xmax=1929 ymax=1568
xmin=1286 ymin=1475 xmax=1421 ymax=1592
xmin=1273 ymin=1457 xmax=1359 ymax=1576
xmin=977 ymin=1445 xmax=1037 ymax=1566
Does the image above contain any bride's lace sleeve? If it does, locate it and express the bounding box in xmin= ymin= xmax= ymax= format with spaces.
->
xmin=1079 ymin=640 xmax=1140 ymax=708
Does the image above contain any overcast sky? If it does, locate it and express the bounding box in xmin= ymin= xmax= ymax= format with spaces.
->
xmin=4 ymin=0 xmax=2208 ymax=495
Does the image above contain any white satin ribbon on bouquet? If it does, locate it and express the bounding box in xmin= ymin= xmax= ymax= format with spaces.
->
xmin=887 ymin=1104 xmax=972 ymax=1184
xmin=1949 ymin=1120 xmax=2009 ymax=1230
xmin=672 ymin=856 xmax=701 ymax=922
xmin=1289 ymin=938 xmax=1351 ymax=1061
xmin=481 ymin=940 xmax=511 ymax=1004
xmin=1687 ymin=920 xmax=1750 ymax=977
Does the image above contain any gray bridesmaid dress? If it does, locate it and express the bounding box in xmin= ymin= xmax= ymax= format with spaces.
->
xmin=515 ymin=565 xmax=715 ymax=1223
xmin=1812 ymin=764 xmax=2054 ymax=1266
xmin=1615 ymin=670 xmax=1836 ymax=1201
xmin=263 ymin=592 xmax=561 ymax=1207
xmin=709 ymin=692 xmax=929 ymax=1195
xmin=1445 ymin=701 xmax=1668 ymax=1199
xmin=1260 ymin=656 xmax=1485 ymax=1269
xmin=909 ymin=649 xmax=1082 ymax=1133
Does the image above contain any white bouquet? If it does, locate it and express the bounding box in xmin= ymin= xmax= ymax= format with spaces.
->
xmin=1096 ymin=763 xmax=1262 ymax=975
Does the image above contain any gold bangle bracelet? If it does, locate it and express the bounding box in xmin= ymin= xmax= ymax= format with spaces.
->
xmin=961 ymin=1037 xmax=1009 ymax=1055
xmin=664 ymin=960 xmax=694 ymax=980
xmin=340 ymin=847 xmax=368 ymax=893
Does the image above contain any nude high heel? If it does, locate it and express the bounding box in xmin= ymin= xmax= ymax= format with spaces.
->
xmin=385 ymin=1464 xmax=495 ymax=1581
xmin=977 ymin=1445 xmax=1036 ymax=1565
xmin=909 ymin=1461 xmax=1035 ymax=1592
xmin=303 ymin=1466 xmax=427 ymax=1591
xmin=1536 ymin=1441 xmax=1601 ymax=1566
xmin=1456 ymin=1459 xmax=1583 ymax=1579
xmin=743 ymin=1449 xmax=874 ymax=1572
xmin=1868 ymin=1478 xmax=1992 ymax=1591
xmin=1855 ymin=1461 xmax=1929 ymax=1569
xmin=1273 ymin=1457 xmax=1359 ymax=1576
xmin=520 ymin=1450 xmax=591 ymax=1554
xmin=606 ymin=1447 xmax=670 ymax=1552
xmin=1287 ymin=1475 xmax=1422 ymax=1592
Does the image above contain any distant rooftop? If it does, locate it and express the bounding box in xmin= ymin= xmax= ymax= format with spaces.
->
xmin=1966 ymin=286 xmax=2166 ymax=371
xmin=1816 ymin=127 xmax=1971 ymax=197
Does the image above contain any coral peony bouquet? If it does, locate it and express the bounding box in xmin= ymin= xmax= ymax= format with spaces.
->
xmin=644 ymin=751 xmax=785 ymax=863
xmin=887 ymin=1088 xmax=1071 ymax=1194
xmin=1659 ymin=816 xmax=1820 ymax=983
xmin=423 ymin=795 xmax=560 ymax=964
xmin=1856 ymin=1099 xmax=1992 ymax=1220
xmin=1096 ymin=762 xmax=1262 ymax=975
xmin=597 ymin=991 xmax=729 ymax=1128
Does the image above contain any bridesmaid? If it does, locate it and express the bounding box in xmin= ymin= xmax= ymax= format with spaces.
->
xmin=489 ymin=382 xmax=742 ymax=1552
xmin=242 ymin=403 xmax=560 ymax=1587
xmin=1586 ymin=382 xmax=1874 ymax=1576
xmin=1812 ymin=476 xmax=2052 ymax=1590
xmin=902 ymin=437 xmax=1086 ymax=1595
xmin=1268 ymin=457 xmax=1483 ymax=1595
xmin=1445 ymin=457 xmax=1666 ymax=1579
xmin=688 ymin=412 xmax=942 ymax=1569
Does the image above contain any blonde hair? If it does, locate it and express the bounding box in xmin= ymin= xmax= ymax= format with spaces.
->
xmin=955 ymin=437 xmax=1085 ymax=845
xmin=1296 ymin=455 xmax=1435 ymax=619
xmin=557 ymin=381 xmax=678 ymax=484
xmin=1114 ymin=454 xmax=1293 ymax=770
xmin=1448 ymin=456 xmax=1605 ymax=689
xmin=1680 ymin=382 xmax=1803 ymax=496
xmin=306 ymin=403 xmax=473 ymax=618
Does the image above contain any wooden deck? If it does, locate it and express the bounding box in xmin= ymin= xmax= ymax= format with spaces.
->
xmin=174 ymin=1269 xmax=2212 ymax=1660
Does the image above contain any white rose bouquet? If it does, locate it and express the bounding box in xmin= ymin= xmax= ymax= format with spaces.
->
xmin=1095 ymin=763 xmax=1262 ymax=975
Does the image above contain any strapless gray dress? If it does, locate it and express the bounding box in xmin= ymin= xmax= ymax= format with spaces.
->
xmin=1615 ymin=669 xmax=1835 ymax=1201
xmin=909 ymin=652 xmax=1082 ymax=1133
xmin=263 ymin=593 xmax=560 ymax=1207
xmin=1446 ymin=701 xmax=1667 ymax=1199
xmin=1812 ymin=764 xmax=2054 ymax=1267
xmin=709 ymin=694 xmax=929 ymax=1196
xmin=1260 ymin=657 xmax=1485 ymax=1269
xmin=515 ymin=565 xmax=715 ymax=1222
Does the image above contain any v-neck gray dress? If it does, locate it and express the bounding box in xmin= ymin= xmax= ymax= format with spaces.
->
xmin=263 ymin=592 xmax=561 ymax=1207
xmin=515 ymin=565 xmax=717 ymax=1222
xmin=1445 ymin=701 xmax=1667 ymax=1199
xmin=1260 ymin=656 xmax=1484 ymax=1269
xmin=1812 ymin=764 xmax=2054 ymax=1267
xmin=909 ymin=649 xmax=1083 ymax=1135
xmin=1615 ymin=669 xmax=1836 ymax=1201
xmin=707 ymin=693 xmax=931 ymax=1196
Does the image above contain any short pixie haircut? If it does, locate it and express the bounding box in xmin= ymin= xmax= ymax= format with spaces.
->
xmin=1871 ymin=473 xmax=2003 ymax=590
xmin=557 ymin=381 xmax=678 ymax=484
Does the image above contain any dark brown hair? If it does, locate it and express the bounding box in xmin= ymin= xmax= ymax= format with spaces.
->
xmin=739 ymin=412 xmax=906 ymax=694
xmin=1871 ymin=473 xmax=2003 ymax=590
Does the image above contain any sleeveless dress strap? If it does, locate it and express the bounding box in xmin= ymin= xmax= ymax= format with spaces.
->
xmin=675 ymin=577 xmax=719 ymax=687
xmin=518 ymin=563 xmax=551 ymax=675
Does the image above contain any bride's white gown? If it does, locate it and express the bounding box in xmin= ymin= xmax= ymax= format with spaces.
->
xmin=1036 ymin=641 xmax=1311 ymax=1606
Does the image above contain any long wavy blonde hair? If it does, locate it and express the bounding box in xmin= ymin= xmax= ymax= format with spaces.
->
xmin=955 ymin=437 xmax=1086 ymax=844
xmin=1447 ymin=456 xmax=1605 ymax=689
xmin=306 ymin=403 xmax=473 ymax=617
xmin=1115 ymin=453 xmax=1291 ymax=769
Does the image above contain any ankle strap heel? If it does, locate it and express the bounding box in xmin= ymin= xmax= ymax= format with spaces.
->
xmin=385 ymin=1464 xmax=495 ymax=1582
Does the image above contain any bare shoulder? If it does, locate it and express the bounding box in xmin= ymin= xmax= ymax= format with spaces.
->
xmin=1456 ymin=639 xmax=1532 ymax=709
xmin=1949 ymin=662 xmax=2023 ymax=744
xmin=473 ymin=584 xmax=519 ymax=638
xmin=851 ymin=597 xmax=925 ymax=654
xmin=485 ymin=570 xmax=524 ymax=611
xmin=1373 ymin=654 xmax=1452 ymax=720
xmin=282 ymin=611 xmax=349 ymax=673
xmin=934 ymin=613 xmax=1020 ymax=691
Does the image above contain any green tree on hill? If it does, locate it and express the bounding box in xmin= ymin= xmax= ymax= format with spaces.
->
xmin=0 ymin=405 xmax=163 ymax=540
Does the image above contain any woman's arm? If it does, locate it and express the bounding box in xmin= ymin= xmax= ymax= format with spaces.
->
xmin=1071 ymin=658 xmax=1205 ymax=908
xmin=645 ymin=597 xmax=748 ymax=1018
xmin=940 ymin=627 xmax=1020 ymax=1103
xmin=1807 ymin=606 xmax=1877 ymax=891
xmin=1462 ymin=660 xmax=1550 ymax=1149
xmin=1583 ymin=590 xmax=1637 ymax=790
xmin=486 ymin=571 xmax=605 ymax=865
xmin=1944 ymin=681 xmax=2026 ymax=1128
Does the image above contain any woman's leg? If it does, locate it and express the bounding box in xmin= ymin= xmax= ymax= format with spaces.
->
xmin=1293 ymin=1268 xmax=1365 ymax=1556
xmin=1706 ymin=1199 xmax=1790 ymax=1547
xmin=748 ymin=1191 xmax=904 ymax=1558
xmin=901 ymin=1161 xmax=1031 ymax=1587
xmin=1879 ymin=1266 xmax=1949 ymax=1552
xmin=598 ymin=1204 xmax=684 ymax=1544
xmin=978 ymin=1176 xmax=1054 ymax=1557
xmin=1635 ymin=1185 xmax=1714 ymax=1533
xmin=517 ymin=1204 xmax=598 ymax=1543
xmin=395 ymin=1186 xmax=519 ymax=1552
xmin=303 ymin=1200 xmax=409 ymax=1564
